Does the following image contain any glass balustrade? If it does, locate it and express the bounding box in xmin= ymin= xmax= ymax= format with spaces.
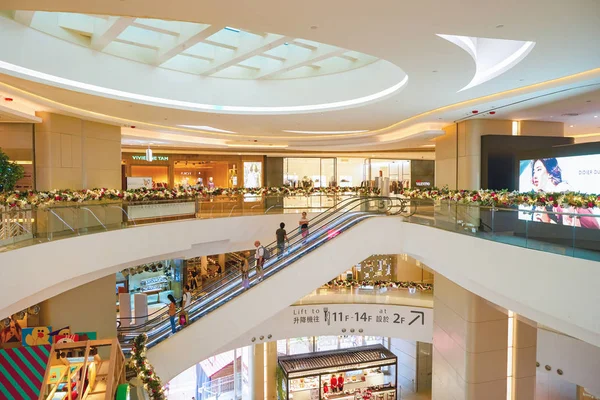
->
xmin=2 ymin=195 xmax=600 ymax=262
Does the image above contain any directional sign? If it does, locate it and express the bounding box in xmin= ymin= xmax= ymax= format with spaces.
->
xmin=409 ymin=311 xmax=425 ymax=326
xmin=223 ymin=303 xmax=433 ymax=351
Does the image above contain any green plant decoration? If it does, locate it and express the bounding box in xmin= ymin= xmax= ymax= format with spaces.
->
xmin=129 ymin=334 xmax=166 ymax=400
xmin=0 ymin=148 xmax=25 ymax=192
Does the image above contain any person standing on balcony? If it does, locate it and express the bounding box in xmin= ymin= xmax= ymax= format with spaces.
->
xmin=299 ymin=212 xmax=309 ymax=239
xmin=254 ymin=240 xmax=265 ymax=281
xmin=167 ymin=294 xmax=177 ymax=334
xmin=276 ymin=222 xmax=288 ymax=258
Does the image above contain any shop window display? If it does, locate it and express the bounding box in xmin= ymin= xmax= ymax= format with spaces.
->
xmin=289 ymin=336 xmax=313 ymax=355
xmin=340 ymin=336 xmax=364 ymax=349
xmin=356 ymin=255 xmax=395 ymax=281
xmin=278 ymin=344 xmax=397 ymax=400
xmin=316 ymin=336 xmax=339 ymax=352
xmin=243 ymin=162 xmax=262 ymax=188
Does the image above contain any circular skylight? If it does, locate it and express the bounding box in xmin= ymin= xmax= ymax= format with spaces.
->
xmin=5 ymin=10 xmax=379 ymax=80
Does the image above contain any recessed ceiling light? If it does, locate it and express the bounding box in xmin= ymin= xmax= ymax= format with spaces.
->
xmin=595 ymin=115 xmax=598 ymax=118
xmin=282 ymin=129 xmax=368 ymax=134
xmin=570 ymin=125 xmax=574 ymax=127
xmin=178 ymin=125 xmax=236 ymax=133
xmin=496 ymin=24 xmax=504 ymax=28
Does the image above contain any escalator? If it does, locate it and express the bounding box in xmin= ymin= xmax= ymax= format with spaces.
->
xmin=117 ymin=196 xmax=414 ymax=352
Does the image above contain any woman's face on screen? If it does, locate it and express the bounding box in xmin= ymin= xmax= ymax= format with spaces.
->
xmin=532 ymin=160 xmax=549 ymax=190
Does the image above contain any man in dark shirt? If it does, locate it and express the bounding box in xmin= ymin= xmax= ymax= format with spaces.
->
xmin=276 ymin=222 xmax=288 ymax=259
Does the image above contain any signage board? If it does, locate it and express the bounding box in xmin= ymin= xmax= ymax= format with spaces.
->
xmin=222 ymin=304 xmax=432 ymax=351
xmin=132 ymin=155 xmax=169 ymax=161
xmin=126 ymin=177 xmax=153 ymax=190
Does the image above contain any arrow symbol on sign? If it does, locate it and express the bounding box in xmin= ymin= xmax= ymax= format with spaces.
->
xmin=408 ymin=311 xmax=425 ymax=326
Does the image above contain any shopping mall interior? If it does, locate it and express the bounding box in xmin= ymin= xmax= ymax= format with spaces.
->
xmin=0 ymin=1 xmax=600 ymax=399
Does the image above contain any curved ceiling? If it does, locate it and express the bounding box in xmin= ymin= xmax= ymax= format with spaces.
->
xmin=4 ymin=11 xmax=381 ymax=81
xmin=0 ymin=0 xmax=598 ymax=150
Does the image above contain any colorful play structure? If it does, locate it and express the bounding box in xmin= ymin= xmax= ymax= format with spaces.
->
xmin=1 ymin=338 xmax=130 ymax=400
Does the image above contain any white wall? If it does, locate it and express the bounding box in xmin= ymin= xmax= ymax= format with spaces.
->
xmin=537 ymin=328 xmax=600 ymax=397
xmin=390 ymin=337 xmax=417 ymax=393
xmin=536 ymin=370 xmax=577 ymax=400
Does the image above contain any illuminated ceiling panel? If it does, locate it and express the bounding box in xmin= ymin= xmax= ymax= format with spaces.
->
xmin=5 ymin=10 xmax=379 ymax=80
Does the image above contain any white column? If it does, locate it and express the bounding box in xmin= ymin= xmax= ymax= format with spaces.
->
xmin=250 ymin=343 xmax=265 ymax=399
xmin=266 ymin=341 xmax=277 ymax=400
xmin=118 ymin=292 xmax=131 ymax=328
xmin=432 ymin=274 xmax=508 ymax=400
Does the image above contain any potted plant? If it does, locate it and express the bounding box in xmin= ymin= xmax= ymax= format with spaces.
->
xmin=0 ymin=148 xmax=25 ymax=192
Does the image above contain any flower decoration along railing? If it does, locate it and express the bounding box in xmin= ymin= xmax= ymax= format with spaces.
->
xmin=1 ymin=186 xmax=600 ymax=260
xmin=325 ymin=279 xmax=433 ymax=291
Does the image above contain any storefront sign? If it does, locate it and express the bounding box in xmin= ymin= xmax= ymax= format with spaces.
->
xmin=127 ymin=202 xmax=196 ymax=219
xmin=415 ymin=181 xmax=431 ymax=187
xmin=132 ymin=155 xmax=169 ymax=161
xmin=223 ymin=304 xmax=432 ymax=351
xmin=127 ymin=177 xmax=153 ymax=190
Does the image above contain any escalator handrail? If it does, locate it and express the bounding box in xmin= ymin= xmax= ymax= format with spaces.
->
xmin=118 ymin=197 xmax=409 ymax=335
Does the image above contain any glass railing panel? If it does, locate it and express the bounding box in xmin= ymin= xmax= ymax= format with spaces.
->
xmin=402 ymin=200 xmax=600 ymax=260
xmin=4 ymin=193 xmax=600 ymax=260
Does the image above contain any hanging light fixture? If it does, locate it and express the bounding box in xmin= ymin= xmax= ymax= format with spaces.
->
xmin=146 ymin=146 xmax=153 ymax=162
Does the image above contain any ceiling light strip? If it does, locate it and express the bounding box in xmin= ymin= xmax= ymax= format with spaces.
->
xmin=282 ymin=130 xmax=369 ymax=134
xmin=0 ymin=67 xmax=599 ymax=141
xmin=0 ymin=60 xmax=407 ymax=114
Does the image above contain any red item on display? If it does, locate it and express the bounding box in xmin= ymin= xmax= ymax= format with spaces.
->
xmin=338 ymin=376 xmax=344 ymax=387
xmin=330 ymin=375 xmax=337 ymax=388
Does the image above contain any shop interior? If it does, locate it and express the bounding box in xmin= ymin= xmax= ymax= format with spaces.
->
xmin=166 ymin=335 xmax=432 ymax=400
xmin=116 ymin=260 xmax=183 ymax=317
xmin=282 ymin=158 xmax=412 ymax=190
xmin=174 ymin=160 xmax=232 ymax=188
xmin=279 ymin=344 xmax=398 ymax=400
xmin=332 ymin=254 xmax=434 ymax=284
xmin=130 ymin=165 xmax=169 ymax=188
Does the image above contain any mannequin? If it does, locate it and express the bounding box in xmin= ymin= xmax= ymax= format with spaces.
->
xmin=207 ymin=177 xmax=215 ymax=189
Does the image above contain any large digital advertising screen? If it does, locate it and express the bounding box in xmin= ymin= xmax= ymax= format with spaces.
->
xmin=518 ymin=155 xmax=600 ymax=229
